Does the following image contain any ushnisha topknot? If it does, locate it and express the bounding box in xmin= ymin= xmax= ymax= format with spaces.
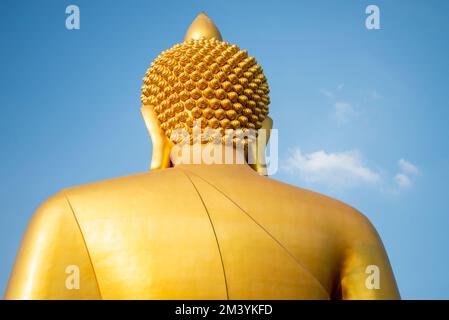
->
xmin=141 ymin=38 xmax=270 ymax=145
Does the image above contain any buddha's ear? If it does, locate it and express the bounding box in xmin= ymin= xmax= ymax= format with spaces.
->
xmin=141 ymin=104 xmax=173 ymax=170
xmin=248 ymin=116 xmax=273 ymax=175
xmin=260 ymin=116 xmax=273 ymax=145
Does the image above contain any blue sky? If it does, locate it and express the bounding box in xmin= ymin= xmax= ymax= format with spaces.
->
xmin=1 ymin=0 xmax=448 ymax=299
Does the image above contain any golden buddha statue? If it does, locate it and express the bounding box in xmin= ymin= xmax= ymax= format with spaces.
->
xmin=4 ymin=13 xmax=400 ymax=300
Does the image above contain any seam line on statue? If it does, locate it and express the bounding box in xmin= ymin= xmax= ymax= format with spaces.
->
xmin=62 ymin=191 xmax=103 ymax=299
xmin=181 ymin=171 xmax=230 ymax=300
xmin=179 ymin=168 xmax=331 ymax=299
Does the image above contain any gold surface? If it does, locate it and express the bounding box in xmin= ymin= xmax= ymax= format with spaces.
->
xmin=141 ymin=33 xmax=270 ymax=143
xmin=5 ymin=164 xmax=399 ymax=299
xmin=184 ymin=12 xmax=222 ymax=42
xmin=4 ymin=13 xmax=400 ymax=300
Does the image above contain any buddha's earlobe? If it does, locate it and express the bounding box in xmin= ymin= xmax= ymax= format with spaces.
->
xmin=141 ymin=105 xmax=173 ymax=170
xmin=248 ymin=116 xmax=273 ymax=175
xmin=260 ymin=116 xmax=273 ymax=144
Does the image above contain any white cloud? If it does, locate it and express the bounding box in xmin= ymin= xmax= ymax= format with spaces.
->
xmin=334 ymin=101 xmax=356 ymax=123
xmin=394 ymin=173 xmax=412 ymax=189
xmin=369 ymin=90 xmax=381 ymax=100
xmin=321 ymin=89 xmax=335 ymax=100
xmin=284 ymin=148 xmax=381 ymax=190
xmin=320 ymin=84 xmax=344 ymax=100
xmin=398 ymin=158 xmax=419 ymax=175
xmin=395 ymin=159 xmax=419 ymax=189
xmin=284 ymin=148 xmax=420 ymax=193
xmin=321 ymin=84 xmax=358 ymax=123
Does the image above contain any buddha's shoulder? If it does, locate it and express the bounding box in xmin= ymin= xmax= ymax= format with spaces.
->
xmin=63 ymin=168 xmax=186 ymax=196
xmin=261 ymin=177 xmax=373 ymax=228
xmin=35 ymin=169 xmax=186 ymax=211
xmin=37 ymin=168 xmax=373 ymax=231
xmin=34 ymin=168 xmax=200 ymax=222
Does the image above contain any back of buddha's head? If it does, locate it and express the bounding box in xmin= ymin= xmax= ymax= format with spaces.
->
xmin=140 ymin=12 xmax=270 ymax=147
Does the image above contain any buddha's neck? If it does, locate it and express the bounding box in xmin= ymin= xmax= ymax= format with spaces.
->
xmin=171 ymin=143 xmax=248 ymax=166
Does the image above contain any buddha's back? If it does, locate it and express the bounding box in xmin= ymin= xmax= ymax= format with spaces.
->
xmin=5 ymin=12 xmax=400 ymax=300
xmin=5 ymin=164 xmax=400 ymax=299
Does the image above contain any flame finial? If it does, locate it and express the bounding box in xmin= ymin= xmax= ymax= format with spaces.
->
xmin=184 ymin=12 xmax=223 ymax=41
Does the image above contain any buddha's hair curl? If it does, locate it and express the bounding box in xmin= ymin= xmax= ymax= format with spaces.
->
xmin=141 ymin=37 xmax=270 ymax=145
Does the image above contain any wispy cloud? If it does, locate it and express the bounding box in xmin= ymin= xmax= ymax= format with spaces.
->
xmin=394 ymin=173 xmax=412 ymax=188
xmin=284 ymin=149 xmax=420 ymax=193
xmin=335 ymin=101 xmax=356 ymax=123
xmin=321 ymin=84 xmax=357 ymax=123
xmin=395 ymin=159 xmax=420 ymax=189
xmin=398 ymin=159 xmax=419 ymax=176
xmin=367 ymin=90 xmax=382 ymax=100
xmin=321 ymin=85 xmax=383 ymax=124
xmin=284 ymin=148 xmax=381 ymax=190
xmin=320 ymin=83 xmax=344 ymax=100
xmin=284 ymin=85 xmax=418 ymax=194
xmin=321 ymin=89 xmax=335 ymax=100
